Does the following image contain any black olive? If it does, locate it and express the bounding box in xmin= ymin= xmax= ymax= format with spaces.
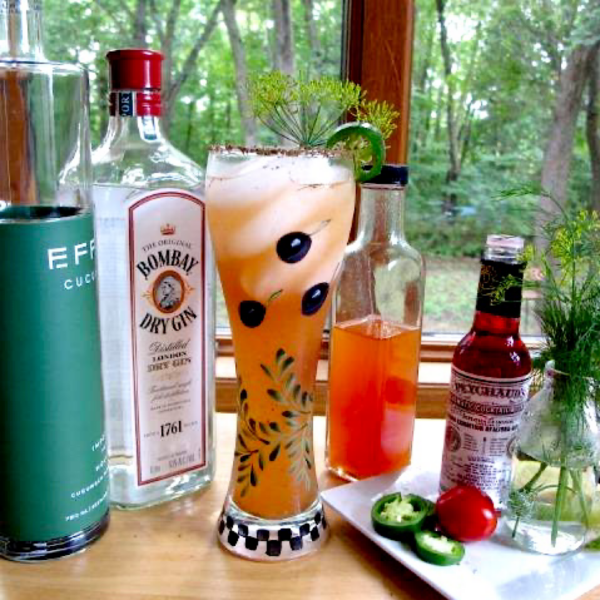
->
xmin=239 ymin=300 xmax=266 ymax=328
xmin=301 ymin=283 xmax=329 ymax=316
xmin=276 ymin=232 xmax=312 ymax=264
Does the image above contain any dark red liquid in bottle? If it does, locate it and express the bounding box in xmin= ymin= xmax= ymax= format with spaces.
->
xmin=454 ymin=251 xmax=531 ymax=379
xmin=453 ymin=311 xmax=531 ymax=379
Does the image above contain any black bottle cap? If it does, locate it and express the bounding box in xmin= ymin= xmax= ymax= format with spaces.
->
xmin=362 ymin=164 xmax=409 ymax=186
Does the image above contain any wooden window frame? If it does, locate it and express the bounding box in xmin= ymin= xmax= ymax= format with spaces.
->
xmin=343 ymin=0 xmax=414 ymax=164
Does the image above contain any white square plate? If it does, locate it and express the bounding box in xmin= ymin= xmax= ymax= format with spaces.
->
xmin=321 ymin=420 xmax=600 ymax=600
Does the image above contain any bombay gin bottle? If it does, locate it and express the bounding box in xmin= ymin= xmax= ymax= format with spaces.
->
xmin=0 ymin=0 xmax=109 ymax=559
xmin=93 ymin=49 xmax=215 ymax=509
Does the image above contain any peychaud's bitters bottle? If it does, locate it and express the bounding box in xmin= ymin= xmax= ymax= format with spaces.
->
xmin=0 ymin=0 xmax=109 ymax=559
xmin=92 ymin=49 xmax=215 ymax=508
xmin=439 ymin=235 xmax=532 ymax=507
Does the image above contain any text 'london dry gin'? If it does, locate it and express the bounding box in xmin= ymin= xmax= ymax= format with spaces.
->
xmin=439 ymin=235 xmax=532 ymax=507
xmin=0 ymin=0 xmax=109 ymax=561
xmin=93 ymin=49 xmax=215 ymax=509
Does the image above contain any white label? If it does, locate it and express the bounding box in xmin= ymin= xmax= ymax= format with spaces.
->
xmin=439 ymin=366 xmax=532 ymax=506
xmin=129 ymin=190 xmax=207 ymax=485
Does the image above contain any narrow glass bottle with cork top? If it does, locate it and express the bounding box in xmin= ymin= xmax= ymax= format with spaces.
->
xmin=327 ymin=165 xmax=425 ymax=480
xmin=93 ymin=49 xmax=215 ymax=509
xmin=0 ymin=0 xmax=109 ymax=560
xmin=439 ymin=235 xmax=532 ymax=507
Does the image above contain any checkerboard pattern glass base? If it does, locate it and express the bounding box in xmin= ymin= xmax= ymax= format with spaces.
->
xmin=218 ymin=499 xmax=328 ymax=561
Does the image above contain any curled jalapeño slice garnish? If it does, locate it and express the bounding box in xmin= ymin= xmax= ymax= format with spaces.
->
xmin=326 ymin=122 xmax=386 ymax=183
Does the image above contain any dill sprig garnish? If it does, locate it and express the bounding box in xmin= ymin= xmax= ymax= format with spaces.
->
xmin=248 ymin=71 xmax=399 ymax=148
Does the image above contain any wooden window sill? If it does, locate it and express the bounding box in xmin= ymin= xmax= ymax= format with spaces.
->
xmin=215 ymin=331 xmax=542 ymax=419
xmin=216 ymin=357 xmax=451 ymax=419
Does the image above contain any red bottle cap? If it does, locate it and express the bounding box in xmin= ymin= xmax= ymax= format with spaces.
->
xmin=106 ymin=49 xmax=163 ymax=117
xmin=106 ymin=48 xmax=163 ymax=91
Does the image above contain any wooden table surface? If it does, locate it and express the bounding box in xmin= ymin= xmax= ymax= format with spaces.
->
xmin=1 ymin=414 xmax=600 ymax=600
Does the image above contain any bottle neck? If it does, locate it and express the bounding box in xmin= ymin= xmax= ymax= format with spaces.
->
xmin=0 ymin=0 xmax=45 ymax=60
xmin=104 ymin=90 xmax=165 ymax=145
xmin=473 ymin=257 xmax=526 ymax=324
xmin=355 ymin=184 xmax=406 ymax=245
xmin=103 ymin=112 xmax=165 ymax=147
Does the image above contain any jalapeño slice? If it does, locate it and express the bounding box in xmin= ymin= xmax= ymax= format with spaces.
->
xmin=414 ymin=530 xmax=465 ymax=566
xmin=371 ymin=493 xmax=430 ymax=539
xmin=325 ymin=122 xmax=385 ymax=183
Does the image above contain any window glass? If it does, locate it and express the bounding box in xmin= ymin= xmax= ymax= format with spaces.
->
xmin=45 ymin=1 xmax=589 ymax=342
xmin=409 ymin=0 xmax=597 ymax=337
xmin=44 ymin=0 xmax=344 ymax=330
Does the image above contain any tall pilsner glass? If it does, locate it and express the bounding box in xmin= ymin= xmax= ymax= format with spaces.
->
xmin=206 ymin=148 xmax=355 ymax=560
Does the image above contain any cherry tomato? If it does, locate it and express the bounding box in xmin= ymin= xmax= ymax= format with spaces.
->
xmin=435 ymin=485 xmax=497 ymax=542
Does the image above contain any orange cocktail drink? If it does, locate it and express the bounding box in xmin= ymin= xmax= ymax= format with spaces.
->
xmin=206 ymin=147 xmax=355 ymax=560
xmin=327 ymin=315 xmax=420 ymax=480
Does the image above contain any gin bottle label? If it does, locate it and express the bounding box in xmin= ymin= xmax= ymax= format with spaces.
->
xmin=439 ymin=366 xmax=532 ymax=506
xmin=129 ymin=190 xmax=208 ymax=485
xmin=0 ymin=211 xmax=109 ymax=541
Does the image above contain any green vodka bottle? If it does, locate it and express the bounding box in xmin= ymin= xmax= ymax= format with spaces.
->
xmin=0 ymin=0 xmax=109 ymax=560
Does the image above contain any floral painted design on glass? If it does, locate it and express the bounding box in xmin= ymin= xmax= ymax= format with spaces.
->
xmin=235 ymin=348 xmax=315 ymax=498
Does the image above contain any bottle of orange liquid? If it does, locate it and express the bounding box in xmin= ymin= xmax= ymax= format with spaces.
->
xmin=327 ymin=165 xmax=425 ymax=480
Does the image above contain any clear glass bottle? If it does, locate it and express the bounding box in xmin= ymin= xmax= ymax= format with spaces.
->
xmin=439 ymin=235 xmax=532 ymax=507
xmin=92 ymin=49 xmax=215 ymax=509
xmin=0 ymin=0 xmax=109 ymax=560
xmin=327 ymin=165 xmax=425 ymax=480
